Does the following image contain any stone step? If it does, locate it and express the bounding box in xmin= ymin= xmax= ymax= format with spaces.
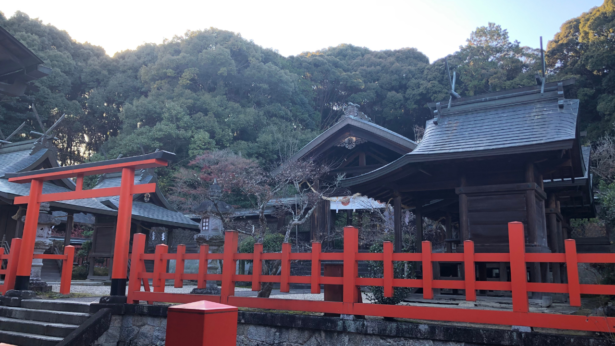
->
xmin=0 ymin=329 xmax=62 ymax=346
xmin=0 ymin=316 xmax=78 ymax=338
xmin=0 ymin=306 xmax=90 ymax=325
xmin=21 ymin=299 xmax=91 ymax=314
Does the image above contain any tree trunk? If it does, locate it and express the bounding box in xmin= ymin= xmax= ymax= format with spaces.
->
xmin=258 ymin=282 xmax=274 ymax=298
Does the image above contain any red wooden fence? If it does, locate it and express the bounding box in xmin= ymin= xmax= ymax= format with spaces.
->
xmin=127 ymin=222 xmax=615 ymax=332
xmin=0 ymin=238 xmax=74 ymax=295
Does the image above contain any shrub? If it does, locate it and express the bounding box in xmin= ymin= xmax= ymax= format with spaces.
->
xmin=72 ymin=265 xmax=88 ymax=280
xmin=364 ymin=241 xmax=413 ymax=305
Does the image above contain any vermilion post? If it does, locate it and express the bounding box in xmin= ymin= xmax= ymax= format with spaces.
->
xmin=280 ymin=242 xmax=291 ymax=293
xmin=15 ymin=179 xmax=43 ymax=290
xmin=153 ymin=244 xmax=168 ymax=293
xmin=110 ymin=167 xmax=135 ymax=296
xmin=3 ymin=238 xmax=22 ymax=293
xmin=221 ymin=231 xmax=238 ymax=304
xmin=197 ymin=244 xmax=209 ymax=289
xmin=311 ymin=242 xmax=321 ymax=294
xmin=252 ymin=243 xmax=263 ymax=292
xmin=383 ymin=241 xmax=393 ymax=298
xmin=463 ymin=240 xmax=476 ymax=301
xmin=508 ymin=222 xmax=529 ymax=313
xmin=174 ymin=245 xmax=186 ymax=288
xmin=422 ymin=241 xmax=433 ymax=299
xmin=127 ymin=234 xmax=146 ymax=303
xmin=60 ymin=245 xmax=74 ymax=295
xmin=565 ymin=239 xmax=581 ymax=307
xmin=343 ymin=226 xmax=358 ymax=313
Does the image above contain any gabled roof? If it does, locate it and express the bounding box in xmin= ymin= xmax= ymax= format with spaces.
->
xmin=286 ymin=114 xmax=417 ymax=165
xmin=343 ymin=82 xmax=580 ymax=187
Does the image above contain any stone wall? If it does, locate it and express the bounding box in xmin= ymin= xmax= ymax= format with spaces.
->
xmin=93 ymin=315 xmax=166 ymax=346
xmin=89 ymin=304 xmax=610 ymax=346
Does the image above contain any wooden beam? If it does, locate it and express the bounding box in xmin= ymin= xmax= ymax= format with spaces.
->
xmin=8 ymin=159 xmax=167 ymax=183
xmin=359 ymin=152 xmax=366 ymax=166
xmin=14 ymin=183 xmax=156 ymax=204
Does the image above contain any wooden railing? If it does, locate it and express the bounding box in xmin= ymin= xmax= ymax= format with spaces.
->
xmin=127 ymin=222 xmax=615 ymax=332
xmin=0 ymin=238 xmax=74 ymax=295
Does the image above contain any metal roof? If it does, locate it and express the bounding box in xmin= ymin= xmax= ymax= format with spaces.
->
xmin=343 ymin=92 xmax=580 ymax=187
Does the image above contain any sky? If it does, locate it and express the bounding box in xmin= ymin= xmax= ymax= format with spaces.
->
xmin=1 ymin=0 xmax=604 ymax=63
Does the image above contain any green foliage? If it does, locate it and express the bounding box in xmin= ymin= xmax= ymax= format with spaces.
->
xmin=239 ymin=233 xmax=285 ymax=253
xmin=72 ymin=265 xmax=88 ymax=280
xmin=598 ymin=180 xmax=615 ymax=227
xmin=547 ymin=0 xmax=615 ymax=140
xmin=3 ymin=6 xmax=612 ymax=169
xmin=364 ymin=241 xmax=413 ymax=305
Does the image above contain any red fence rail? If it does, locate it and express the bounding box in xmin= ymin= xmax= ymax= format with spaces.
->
xmin=0 ymin=238 xmax=74 ymax=295
xmin=127 ymin=222 xmax=615 ymax=332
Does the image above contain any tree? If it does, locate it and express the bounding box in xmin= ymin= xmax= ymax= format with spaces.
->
xmin=547 ymin=0 xmax=615 ymax=140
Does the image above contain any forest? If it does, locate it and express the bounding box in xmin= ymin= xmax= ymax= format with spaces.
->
xmin=0 ymin=1 xmax=614 ymax=194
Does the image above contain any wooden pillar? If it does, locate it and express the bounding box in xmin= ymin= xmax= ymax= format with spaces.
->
xmin=525 ymin=162 xmax=539 ymax=246
xmin=445 ymin=212 xmax=452 ymax=253
xmin=64 ymin=213 xmax=74 ymax=247
xmin=359 ymin=152 xmax=366 ymax=166
xmin=394 ymin=194 xmax=402 ymax=253
xmin=499 ymin=262 xmax=508 ymax=281
xmin=547 ymin=194 xmax=561 ymax=283
xmin=459 ymin=176 xmax=469 ymax=241
xmin=415 ymin=202 xmax=423 ymax=253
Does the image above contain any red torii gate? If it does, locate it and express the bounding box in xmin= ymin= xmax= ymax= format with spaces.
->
xmin=6 ymin=151 xmax=174 ymax=296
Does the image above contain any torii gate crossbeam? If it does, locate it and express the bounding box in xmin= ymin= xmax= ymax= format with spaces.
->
xmin=6 ymin=151 xmax=175 ymax=296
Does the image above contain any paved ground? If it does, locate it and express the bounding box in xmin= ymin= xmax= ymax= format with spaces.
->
xmin=47 ymin=282 xmax=375 ymax=304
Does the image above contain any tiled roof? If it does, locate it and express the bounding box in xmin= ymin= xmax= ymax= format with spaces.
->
xmin=414 ymin=98 xmax=578 ymax=155
xmin=0 ymin=178 xmax=116 ymax=215
xmin=104 ymin=197 xmax=199 ymax=229
xmin=0 ymin=148 xmax=47 ymax=177
xmin=343 ymin=92 xmax=580 ymax=187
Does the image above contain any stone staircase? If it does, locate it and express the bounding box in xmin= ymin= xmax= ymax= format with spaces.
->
xmin=0 ymin=300 xmax=91 ymax=346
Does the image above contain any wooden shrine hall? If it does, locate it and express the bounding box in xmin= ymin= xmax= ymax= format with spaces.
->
xmin=342 ymin=79 xmax=594 ymax=286
xmin=281 ymin=103 xmax=417 ymax=243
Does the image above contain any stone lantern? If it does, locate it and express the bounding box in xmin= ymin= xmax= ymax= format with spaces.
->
xmin=23 ymin=202 xmax=60 ymax=292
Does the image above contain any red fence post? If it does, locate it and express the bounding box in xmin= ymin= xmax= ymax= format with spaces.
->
xmin=15 ymin=179 xmax=42 ymax=289
xmin=252 ymin=243 xmax=262 ymax=292
xmin=128 ymin=234 xmax=146 ymax=304
xmin=174 ymin=244 xmax=186 ymax=288
xmin=280 ymin=242 xmax=291 ymax=293
xmin=383 ymin=241 xmax=393 ymax=298
xmin=3 ymin=238 xmax=22 ymax=293
xmin=311 ymin=242 xmax=321 ymax=294
xmin=197 ymin=244 xmax=209 ymax=289
xmin=111 ymin=167 xmax=135 ymax=296
xmin=508 ymin=222 xmax=529 ymax=313
xmin=422 ymin=241 xmax=433 ymax=299
xmin=60 ymin=245 xmax=74 ymax=295
xmin=343 ymin=226 xmax=358 ymax=314
xmin=153 ymin=244 xmax=168 ymax=293
xmin=565 ymin=239 xmax=581 ymax=307
xmin=463 ymin=240 xmax=476 ymax=301
xmin=221 ymin=231 xmax=238 ymax=304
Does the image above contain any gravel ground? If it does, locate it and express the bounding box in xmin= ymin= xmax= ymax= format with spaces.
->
xmin=50 ymin=283 xmax=372 ymax=302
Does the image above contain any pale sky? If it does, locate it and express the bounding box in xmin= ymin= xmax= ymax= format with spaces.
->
xmin=1 ymin=0 xmax=603 ymax=62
